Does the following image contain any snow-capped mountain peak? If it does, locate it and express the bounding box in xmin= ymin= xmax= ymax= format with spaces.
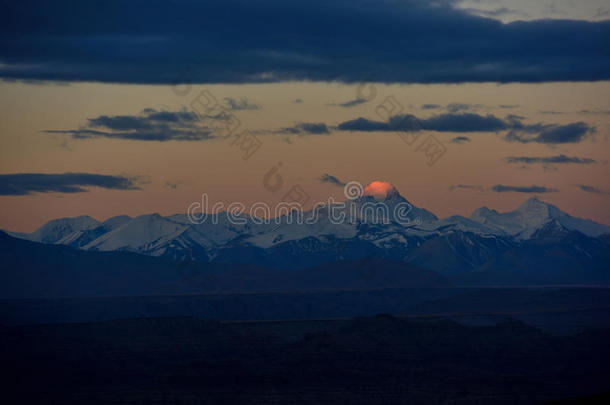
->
xmin=469 ymin=197 xmax=610 ymax=239
xmin=530 ymin=218 xmax=571 ymax=240
xmin=354 ymin=186 xmax=438 ymax=224
xmin=6 ymin=193 xmax=609 ymax=267
xmin=27 ymin=215 xmax=100 ymax=244
xmin=101 ymin=215 xmax=132 ymax=230
xmin=516 ymin=196 xmax=553 ymax=215
xmin=470 ymin=206 xmax=498 ymax=222
xmin=84 ymin=213 xmax=188 ymax=253
xmin=420 ymin=215 xmax=508 ymax=236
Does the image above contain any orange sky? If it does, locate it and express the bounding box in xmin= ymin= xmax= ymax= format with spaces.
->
xmin=0 ymin=81 xmax=609 ymax=232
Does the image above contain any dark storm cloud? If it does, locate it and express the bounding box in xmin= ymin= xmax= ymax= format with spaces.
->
xmin=338 ymin=113 xmax=507 ymax=132
xmin=337 ymin=117 xmax=397 ymax=132
xmin=318 ymin=173 xmax=346 ymax=187
xmin=491 ymin=185 xmax=558 ymax=193
xmin=88 ymin=110 xmax=198 ymax=130
xmin=450 ymin=184 xmax=557 ymax=193
xmin=338 ymin=112 xmax=595 ymax=144
xmin=422 ymin=113 xmax=507 ymax=132
xmin=446 ymin=103 xmax=477 ymax=113
xmin=45 ymin=108 xmax=217 ymax=141
xmin=578 ymin=185 xmax=610 ymax=195
xmin=224 ymin=97 xmax=260 ymax=111
xmin=450 ymin=136 xmax=471 ymax=144
xmin=462 ymin=7 xmax=528 ymax=19
xmin=449 ymin=184 xmax=484 ymax=191
xmin=277 ymin=122 xmax=330 ymax=135
xmin=1 ymin=0 xmax=609 ymax=84
xmin=505 ymin=122 xmax=594 ymax=144
xmin=421 ymin=104 xmax=441 ymax=110
xmin=504 ymin=155 xmax=596 ymax=165
xmin=0 ymin=173 xmax=141 ymax=196
xmin=577 ymin=110 xmax=610 ymax=115
xmin=330 ymin=98 xmax=369 ymax=108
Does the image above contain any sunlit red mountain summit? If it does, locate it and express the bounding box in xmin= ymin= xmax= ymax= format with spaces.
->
xmin=363 ymin=181 xmax=398 ymax=200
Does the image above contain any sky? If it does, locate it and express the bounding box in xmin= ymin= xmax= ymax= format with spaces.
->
xmin=0 ymin=0 xmax=609 ymax=232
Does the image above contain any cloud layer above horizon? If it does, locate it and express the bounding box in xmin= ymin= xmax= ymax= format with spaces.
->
xmin=0 ymin=173 xmax=141 ymax=196
xmin=337 ymin=113 xmax=596 ymax=144
xmin=45 ymin=108 xmax=219 ymax=142
xmin=1 ymin=0 xmax=609 ymax=84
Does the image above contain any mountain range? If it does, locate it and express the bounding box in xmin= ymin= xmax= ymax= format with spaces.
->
xmin=3 ymin=189 xmax=609 ymax=290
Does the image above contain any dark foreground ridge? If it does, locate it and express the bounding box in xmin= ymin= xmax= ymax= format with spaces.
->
xmin=2 ymin=315 xmax=610 ymax=404
xmin=1 ymin=230 xmax=610 ymax=301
